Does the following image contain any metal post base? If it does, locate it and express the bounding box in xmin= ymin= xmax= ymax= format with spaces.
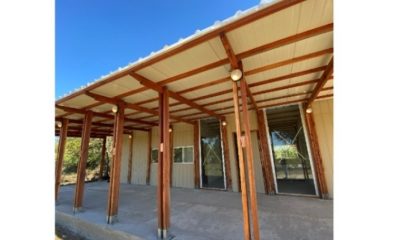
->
xmin=72 ymin=207 xmax=82 ymax=214
xmin=157 ymin=228 xmax=170 ymax=239
xmin=106 ymin=215 xmax=118 ymax=224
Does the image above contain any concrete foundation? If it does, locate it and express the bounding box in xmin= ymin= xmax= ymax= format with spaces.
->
xmin=56 ymin=182 xmax=333 ymax=240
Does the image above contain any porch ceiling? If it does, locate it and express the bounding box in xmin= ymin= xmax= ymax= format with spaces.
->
xmin=55 ymin=0 xmax=333 ymax=136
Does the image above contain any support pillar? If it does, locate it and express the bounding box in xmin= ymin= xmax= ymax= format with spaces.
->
xmin=55 ymin=118 xmax=69 ymax=201
xmin=231 ymin=81 xmax=251 ymax=240
xmin=73 ymin=111 xmax=93 ymax=213
xmin=170 ymin=126 xmax=173 ymax=187
xmin=146 ymin=130 xmax=152 ymax=185
xmin=157 ymin=87 xmax=171 ymax=239
xmin=99 ymin=136 xmax=107 ymax=181
xmin=256 ymin=110 xmax=276 ymax=194
xmin=239 ymin=79 xmax=261 ymax=240
xmin=193 ymin=121 xmax=200 ymax=189
xmin=106 ymin=101 xmax=125 ymax=223
xmin=304 ymin=106 xmax=329 ymax=199
xmin=127 ymin=133 xmax=134 ymax=184
xmin=220 ymin=117 xmax=232 ymax=191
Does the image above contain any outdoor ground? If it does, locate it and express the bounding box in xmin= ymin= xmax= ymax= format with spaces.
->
xmin=56 ymin=182 xmax=333 ymax=240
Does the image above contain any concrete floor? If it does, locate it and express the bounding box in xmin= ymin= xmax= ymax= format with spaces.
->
xmin=56 ymin=182 xmax=333 ymax=240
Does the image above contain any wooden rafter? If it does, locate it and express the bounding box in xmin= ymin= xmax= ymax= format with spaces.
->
xmin=306 ymin=57 xmax=334 ymax=108
xmin=130 ymin=72 xmax=223 ymax=120
xmin=85 ymin=91 xmax=194 ymax=125
xmin=55 ymin=104 xmax=157 ymax=126
xmin=118 ymin=46 xmax=332 ymax=114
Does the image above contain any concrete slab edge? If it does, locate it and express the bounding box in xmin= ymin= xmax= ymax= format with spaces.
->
xmin=56 ymin=211 xmax=145 ymax=240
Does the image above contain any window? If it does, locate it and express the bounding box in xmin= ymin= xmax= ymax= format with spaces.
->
xmin=173 ymin=146 xmax=193 ymax=163
xmin=151 ymin=149 xmax=158 ymax=163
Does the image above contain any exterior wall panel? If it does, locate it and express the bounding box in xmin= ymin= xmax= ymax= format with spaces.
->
xmin=172 ymin=123 xmax=194 ymax=189
xmin=311 ymin=99 xmax=334 ymax=198
xmin=132 ymin=131 xmax=148 ymax=185
xmin=120 ymin=134 xmax=130 ymax=183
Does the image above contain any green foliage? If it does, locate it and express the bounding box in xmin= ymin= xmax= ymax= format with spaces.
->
xmin=60 ymin=137 xmax=104 ymax=174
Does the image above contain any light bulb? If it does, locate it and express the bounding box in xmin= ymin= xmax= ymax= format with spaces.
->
xmin=230 ymin=69 xmax=242 ymax=81
xmin=111 ymin=105 xmax=118 ymax=113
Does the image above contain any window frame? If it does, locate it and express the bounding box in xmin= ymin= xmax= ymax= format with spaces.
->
xmin=173 ymin=146 xmax=194 ymax=164
xmin=151 ymin=148 xmax=159 ymax=163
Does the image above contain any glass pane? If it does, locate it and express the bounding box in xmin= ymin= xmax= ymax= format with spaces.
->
xmin=200 ymin=118 xmax=225 ymax=189
xmin=266 ymin=105 xmax=316 ymax=195
xmin=174 ymin=148 xmax=183 ymax=163
xmin=183 ymin=147 xmax=193 ymax=163
xmin=151 ymin=149 xmax=158 ymax=163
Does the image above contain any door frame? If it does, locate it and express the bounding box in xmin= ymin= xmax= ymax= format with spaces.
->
xmin=263 ymin=103 xmax=319 ymax=196
xmin=199 ymin=118 xmax=227 ymax=190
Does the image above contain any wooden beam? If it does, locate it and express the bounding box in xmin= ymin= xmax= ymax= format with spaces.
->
xmin=56 ymin=105 xmax=157 ymax=126
xmin=130 ymin=72 xmax=223 ymax=120
xmin=304 ymin=105 xmax=329 ymax=199
xmin=157 ymin=91 xmax=165 ymax=237
xmin=157 ymin=87 xmax=171 ymax=238
xmin=106 ymin=101 xmax=125 ymax=223
xmin=231 ymin=81 xmax=251 ymax=240
xmin=237 ymin=23 xmax=333 ymax=60
xmin=146 ymin=130 xmax=152 ymax=185
xmin=246 ymin=48 xmax=333 ymax=76
xmin=86 ymin=91 xmax=193 ymax=125
xmin=55 ymin=118 xmax=69 ymax=201
xmin=193 ymin=121 xmax=200 ymax=189
xmin=239 ymin=79 xmax=260 ymax=240
xmin=127 ymin=133 xmax=134 ymax=184
xmin=306 ymin=57 xmax=334 ymax=108
xmin=58 ymin=22 xmax=332 ymax=114
xmin=73 ymin=111 xmax=93 ymax=212
xmin=99 ymin=136 xmax=107 ymax=181
xmin=115 ymin=47 xmax=332 ymax=112
xmin=219 ymin=32 xmax=239 ymax=69
xmin=245 ymin=80 xmax=259 ymax=112
xmin=170 ymin=126 xmax=174 ymax=187
xmin=162 ymin=87 xmax=171 ymax=232
xmin=255 ymin=110 xmax=275 ymax=194
xmin=220 ymin=117 xmax=232 ymax=191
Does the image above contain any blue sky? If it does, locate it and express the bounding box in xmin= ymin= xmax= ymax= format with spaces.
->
xmin=56 ymin=0 xmax=263 ymax=98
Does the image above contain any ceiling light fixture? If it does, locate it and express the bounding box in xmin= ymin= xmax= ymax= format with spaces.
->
xmin=111 ymin=105 xmax=118 ymax=113
xmin=306 ymin=107 xmax=313 ymax=114
xmin=230 ymin=69 xmax=242 ymax=81
xmin=56 ymin=121 xmax=62 ymax=128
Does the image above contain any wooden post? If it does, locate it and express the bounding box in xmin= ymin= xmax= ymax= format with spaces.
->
xmin=55 ymin=118 xmax=69 ymax=201
xmin=240 ymin=79 xmax=260 ymax=240
xmin=99 ymin=136 xmax=107 ymax=181
xmin=193 ymin=121 xmax=200 ymax=189
xmin=73 ymin=111 xmax=93 ymax=213
xmin=256 ymin=110 xmax=276 ymax=194
xmin=220 ymin=117 xmax=232 ymax=191
xmin=304 ymin=106 xmax=329 ymax=199
xmin=170 ymin=126 xmax=173 ymax=187
xmin=106 ymin=101 xmax=125 ymax=223
xmin=146 ymin=130 xmax=152 ymax=185
xmin=157 ymin=87 xmax=171 ymax=239
xmin=232 ymin=81 xmax=251 ymax=240
xmin=127 ymin=133 xmax=134 ymax=184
